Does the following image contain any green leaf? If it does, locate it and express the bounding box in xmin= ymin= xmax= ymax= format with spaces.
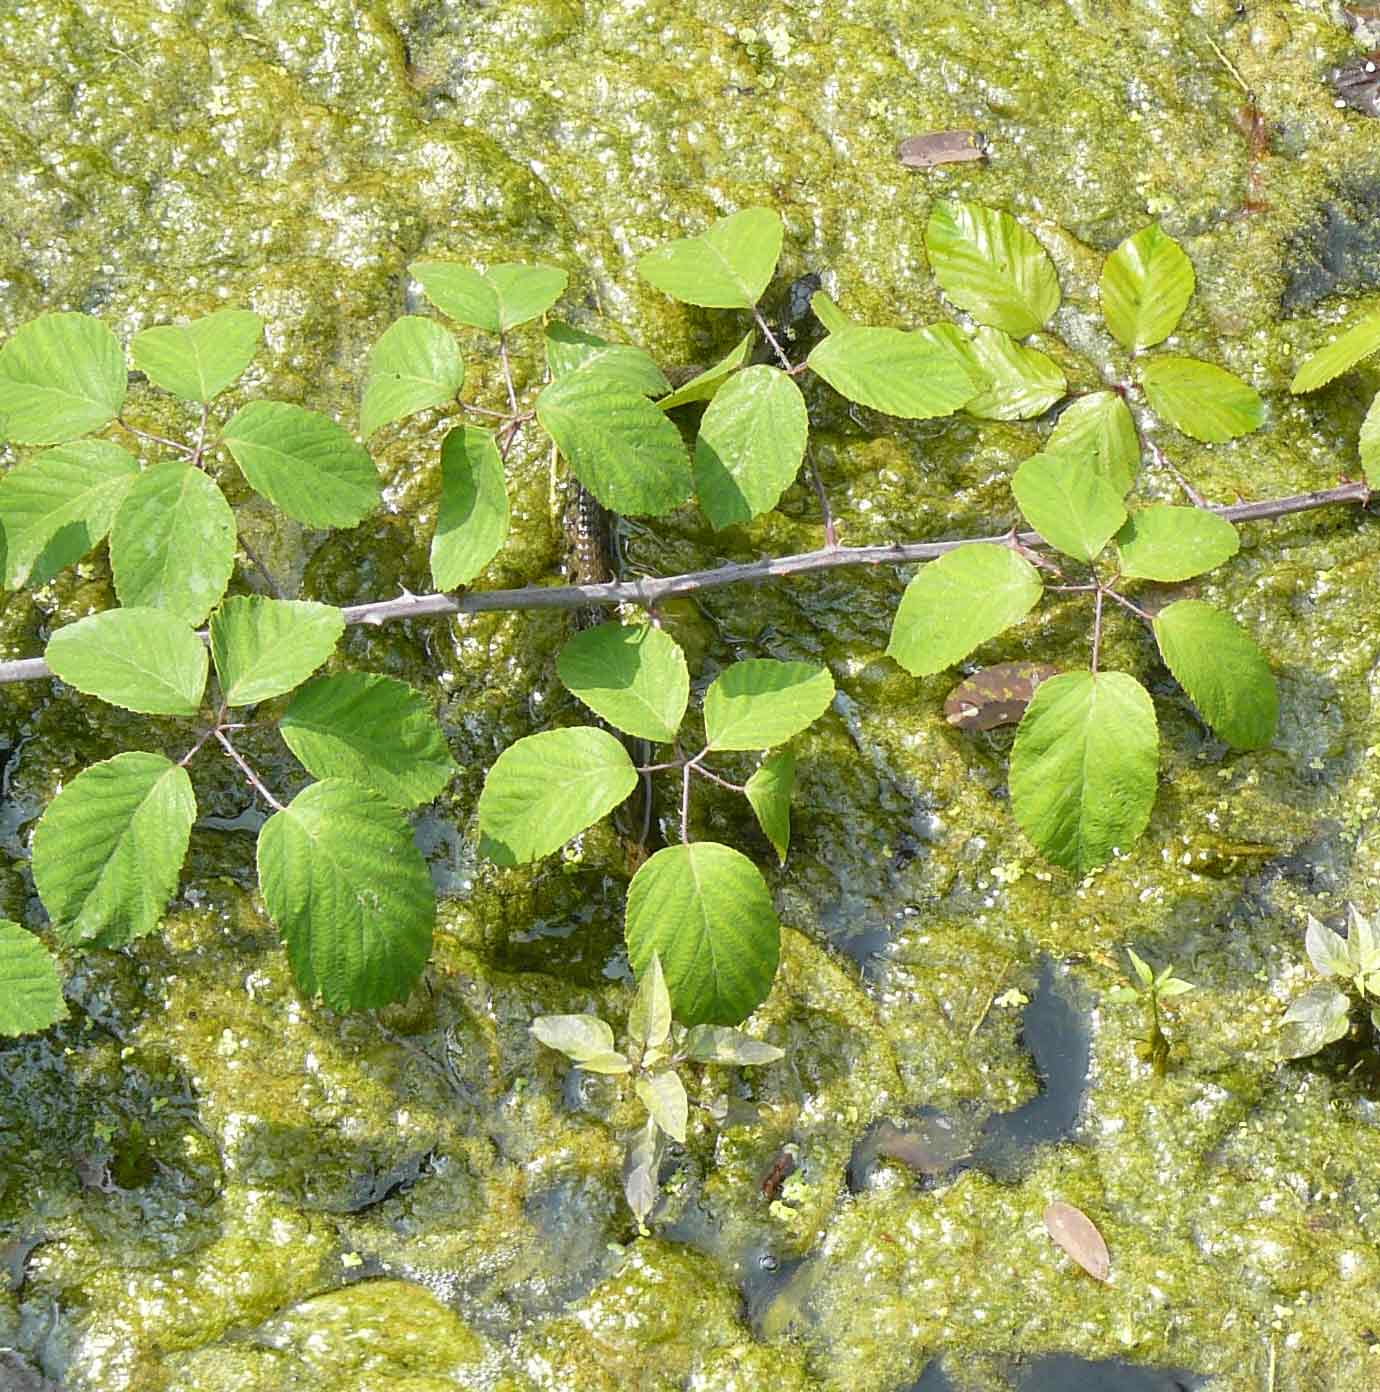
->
xmin=478 ymin=726 xmax=637 ymax=865
xmin=1360 ymin=391 xmax=1380 ymax=489
xmin=1305 ymin=915 xmax=1351 ymax=979
xmin=0 ymin=312 xmax=127 ymax=444
xmin=1046 ymin=393 xmax=1140 ymax=496
xmin=1009 ymin=671 xmax=1159 ymax=875
xmin=1156 ymin=977 xmax=1194 ymax=998
xmin=1152 ymin=599 xmax=1277 ymax=750
xmin=636 ymin=1070 xmax=688 ymax=1143
xmin=1127 ymin=947 xmax=1154 ymax=988
xmin=31 ymin=752 xmax=195 ymax=947
xmin=703 ymin=659 xmax=834 ymax=751
xmin=0 ymin=920 xmax=66 ymax=1037
xmin=1011 ymin=449 xmax=1128 ymax=562
xmin=625 ymin=1115 xmax=662 ymax=1229
xmin=535 ymin=368 xmax=692 ymax=515
xmin=1290 ymin=310 xmax=1380 ymax=393
xmin=221 ymin=401 xmax=382 ymax=527
xmin=109 ymin=461 xmax=236 ymax=625
xmin=628 ymin=951 xmax=672 ymax=1051
xmin=0 ymin=439 xmax=138 ymax=588
xmin=46 ymin=607 xmax=208 ymax=716
xmin=1115 ymin=505 xmax=1239 ymax=582
xmin=1139 ymin=357 xmax=1263 ymax=443
xmin=410 ymin=261 xmax=567 ymax=333
xmin=806 ymin=324 xmax=979 ymax=420
xmin=961 ymin=326 xmax=1067 ymax=420
xmin=430 ymin=425 xmax=509 ymax=591
xmin=130 ymin=308 xmax=263 ymax=403
xmin=625 ymin=842 xmax=780 ymax=1026
xmin=924 ymin=200 xmax=1060 ymax=336
xmin=1279 ymin=985 xmax=1352 ymax=1059
xmin=637 ymin=208 xmax=783 ymax=309
xmin=280 ymin=672 xmax=458 ymax=809
xmin=1346 ymin=904 xmax=1380 ymax=975
xmin=557 ymin=621 xmax=689 ymax=743
xmin=546 ymin=322 xmax=670 ymax=397
xmin=359 ymin=316 xmax=464 ymax=438
xmin=887 ymin=543 xmax=1044 ymax=676
xmin=532 ymin=1013 xmax=631 ymax=1072
xmin=656 ymin=330 xmax=755 ymax=411
xmin=1099 ymin=225 xmax=1195 ymax=351
xmin=745 ymin=750 xmax=795 ymax=864
xmin=209 ymin=595 xmax=344 ymax=706
xmin=683 ymin=1024 xmax=784 ymax=1065
xmin=809 ymin=291 xmax=854 ymax=336
xmin=693 ymin=364 xmax=808 ymax=529
xmin=258 ymin=779 xmax=433 ymax=1010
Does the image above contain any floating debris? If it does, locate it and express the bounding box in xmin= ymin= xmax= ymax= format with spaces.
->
xmin=897 ymin=130 xmax=988 ymax=169
xmin=1331 ymin=50 xmax=1380 ymax=116
xmin=945 ymin=662 xmax=1060 ymax=731
xmin=1043 ymin=1200 xmax=1111 ymax=1281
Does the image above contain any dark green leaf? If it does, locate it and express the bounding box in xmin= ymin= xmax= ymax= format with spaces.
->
xmin=1009 ymin=671 xmax=1159 ymax=875
xmin=0 ymin=439 xmax=137 ymax=588
xmin=0 ymin=312 xmax=126 ymax=444
xmin=536 ymin=368 xmax=692 ymax=515
xmin=430 ymin=425 xmax=509 ymax=590
xmin=703 ymin=659 xmax=834 ymax=751
xmin=1046 ymin=392 xmax=1139 ymax=496
xmin=46 ymin=608 xmax=208 ymax=716
xmin=1099 ymin=225 xmax=1194 ymax=351
xmin=258 ymin=779 xmax=434 ymax=1010
xmin=924 ymin=200 xmax=1060 ymax=336
xmin=625 ymin=842 xmax=779 ymax=1026
xmin=1115 ymin=505 xmax=1239 ymax=582
xmin=410 ymin=261 xmax=567 ymax=333
xmin=557 ymin=621 xmax=689 ymax=742
xmin=887 ymin=544 xmax=1044 ymax=676
xmin=1011 ymin=449 xmax=1127 ymax=562
xmin=221 ymin=401 xmax=381 ymax=527
xmin=806 ymin=324 xmax=979 ymax=419
xmin=1152 ymin=599 xmax=1277 ymax=750
xmin=745 ymin=750 xmax=795 ymax=864
xmin=210 ymin=596 xmax=344 ymax=706
xmin=1279 ymin=985 xmax=1352 ymax=1059
xmin=360 ymin=316 xmax=464 ymax=438
xmin=109 ymin=461 xmax=236 ymax=625
xmin=280 ymin=672 xmax=459 ymax=809
xmin=0 ymin=920 xmax=66 ymax=1037
xmin=130 ymin=308 xmax=263 ymax=403
xmin=32 ymin=752 xmax=195 ymax=946
xmin=693 ymin=365 xmax=808 ymax=529
xmin=637 ymin=208 xmax=783 ymax=309
xmin=478 ymin=727 xmax=637 ymax=865
xmin=1139 ymin=357 xmax=1263 ymax=443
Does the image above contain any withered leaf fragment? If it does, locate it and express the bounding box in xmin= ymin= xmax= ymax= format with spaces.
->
xmin=897 ymin=130 xmax=988 ymax=169
xmin=945 ymin=662 xmax=1060 ymax=731
xmin=1043 ymin=1200 xmax=1111 ymax=1281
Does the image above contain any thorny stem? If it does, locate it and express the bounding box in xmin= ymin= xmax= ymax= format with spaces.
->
xmin=0 ymin=482 xmax=1370 ymax=687
xmin=1091 ymin=585 xmax=1105 ymax=673
xmin=191 ymin=402 xmax=210 ymax=468
xmin=498 ymin=333 xmax=520 ymax=416
xmin=116 ymin=416 xmax=193 ymax=455
xmin=213 ymin=729 xmax=286 ymax=813
xmin=691 ymin=763 xmax=747 ymax=794
xmin=806 ymin=452 xmax=838 ymax=547
xmin=752 ymin=308 xmax=794 ymax=373
xmin=461 ymin=402 xmax=511 ymax=420
xmin=681 ymin=761 xmax=692 ymax=844
xmin=1105 ymin=587 xmax=1155 ymax=622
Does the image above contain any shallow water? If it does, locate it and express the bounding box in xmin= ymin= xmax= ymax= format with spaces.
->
xmin=4 ymin=2 xmax=1380 ymax=1389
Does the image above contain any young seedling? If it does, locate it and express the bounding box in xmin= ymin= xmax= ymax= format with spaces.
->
xmin=1106 ymin=947 xmax=1195 ymax=1077
xmin=530 ymin=952 xmax=783 ymax=1231
xmin=1279 ymin=906 xmax=1380 ymax=1060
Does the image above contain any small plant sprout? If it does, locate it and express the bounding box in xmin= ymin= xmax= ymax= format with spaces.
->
xmin=529 ymin=952 xmax=783 ymax=1231
xmin=1106 ymin=947 xmax=1195 ymax=1077
xmin=1278 ymin=906 xmax=1380 ymax=1060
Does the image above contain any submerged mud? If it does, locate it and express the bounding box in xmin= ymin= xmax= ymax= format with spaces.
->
xmin=4 ymin=2 xmax=1380 ymax=1389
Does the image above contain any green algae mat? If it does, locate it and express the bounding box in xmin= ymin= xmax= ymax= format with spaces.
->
xmin=4 ymin=3 xmax=1380 ymax=1390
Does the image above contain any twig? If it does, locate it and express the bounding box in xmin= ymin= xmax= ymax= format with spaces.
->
xmin=806 ymin=452 xmax=838 ymax=547
xmin=1091 ymin=585 xmax=1105 ymax=673
xmin=0 ymin=482 xmax=1370 ymax=687
xmin=213 ymin=730 xmax=286 ymax=812
xmin=116 ymin=416 xmax=193 ymax=455
xmin=968 ymin=957 xmax=1012 ymax=1040
xmin=752 ymin=307 xmax=794 ymax=373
